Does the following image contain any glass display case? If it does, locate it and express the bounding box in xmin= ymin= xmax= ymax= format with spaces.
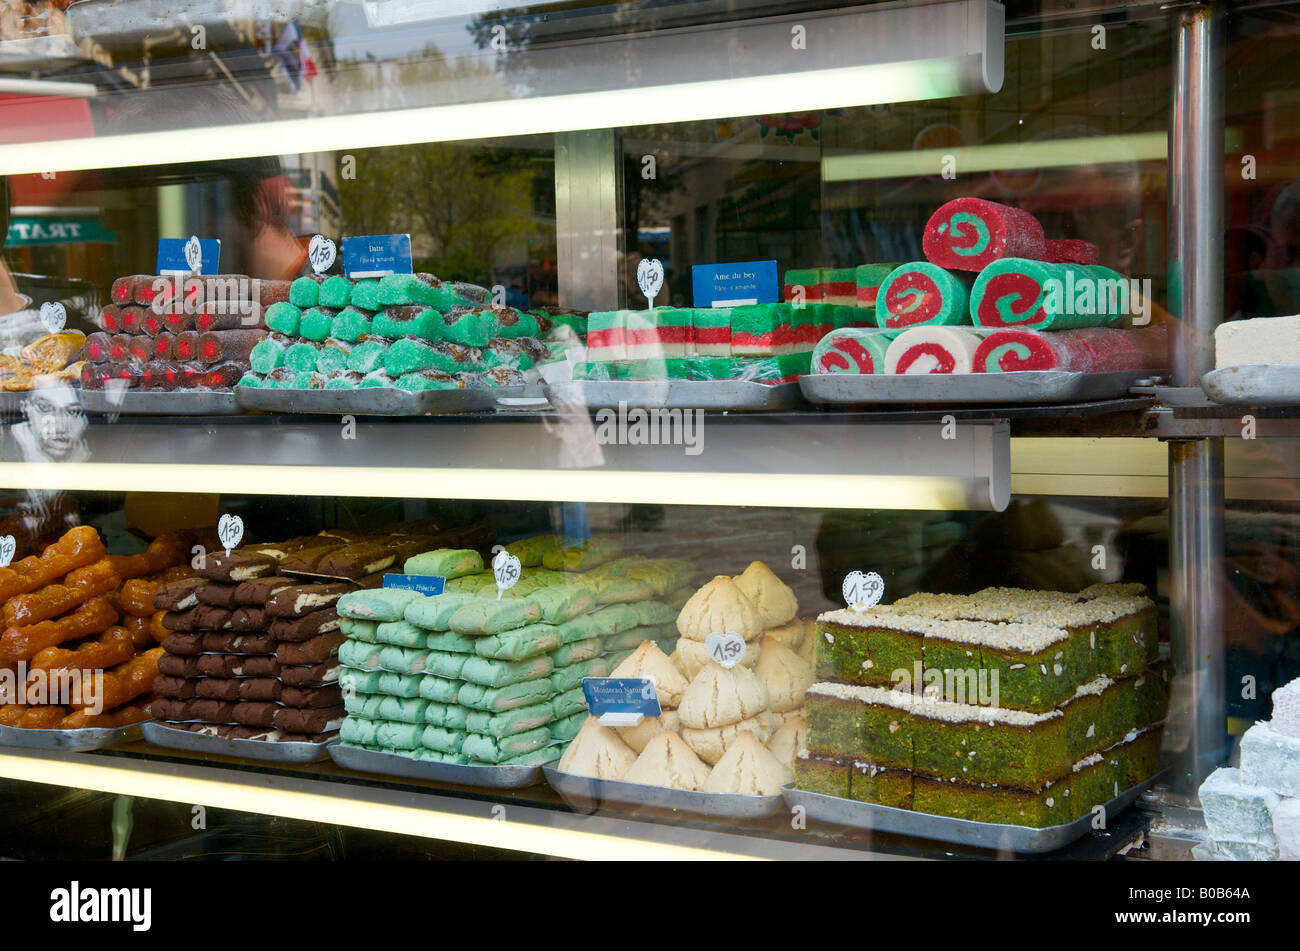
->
xmin=0 ymin=0 xmax=1296 ymax=865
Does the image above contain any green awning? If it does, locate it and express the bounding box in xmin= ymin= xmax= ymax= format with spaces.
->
xmin=6 ymin=218 xmax=117 ymax=247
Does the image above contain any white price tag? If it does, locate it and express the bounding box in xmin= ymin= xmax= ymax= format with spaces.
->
xmin=39 ymin=301 xmax=66 ymax=334
xmin=705 ymin=631 xmax=747 ymax=669
xmin=636 ymin=257 xmax=664 ymax=309
xmin=493 ymin=550 xmax=521 ymax=600
xmin=308 ymin=234 xmax=337 ymax=274
xmin=184 ymin=235 xmax=203 ymax=274
xmin=842 ymin=570 xmax=884 ymax=612
xmin=217 ymin=514 xmax=244 ymax=555
xmin=0 ymin=535 xmax=15 ymax=568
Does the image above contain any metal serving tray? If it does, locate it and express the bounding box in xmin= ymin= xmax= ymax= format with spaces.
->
xmin=142 ymin=720 xmax=334 ymax=763
xmin=799 ymin=370 xmax=1155 ymax=405
xmin=543 ymin=765 xmax=785 ymax=818
xmin=235 ymin=385 xmax=521 ymax=416
xmin=1201 ymin=365 xmax=1300 ymax=405
xmin=545 ymin=380 xmax=801 ymax=411
xmin=0 ymin=721 xmax=146 ymax=752
xmin=329 ymin=742 xmax=549 ymax=788
xmin=780 ymin=772 xmax=1163 ymax=854
xmin=77 ymin=389 xmax=241 ymax=416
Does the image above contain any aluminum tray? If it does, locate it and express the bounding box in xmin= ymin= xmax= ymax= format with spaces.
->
xmin=781 ymin=771 xmax=1164 ymax=854
xmin=1201 ymin=364 xmax=1300 ymax=405
xmin=543 ymin=765 xmax=785 ymax=818
xmin=545 ymin=380 xmax=801 ymax=411
xmin=142 ymin=720 xmax=334 ymax=763
xmin=0 ymin=721 xmax=146 ymax=752
xmin=329 ymin=743 xmax=548 ymax=788
xmin=235 ymin=385 xmax=522 ymax=416
xmin=799 ymin=370 xmax=1155 ymax=405
xmin=77 ymin=389 xmax=241 ymax=416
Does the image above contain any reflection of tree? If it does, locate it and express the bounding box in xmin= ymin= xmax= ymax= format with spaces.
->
xmin=339 ymin=143 xmax=540 ymax=285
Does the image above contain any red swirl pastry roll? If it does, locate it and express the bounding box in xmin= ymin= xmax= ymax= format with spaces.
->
xmin=85 ymin=332 xmax=113 ymax=364
xmin=884 ymin=326 xmax=986 ymax=374
xmin=876 ymin=262 xmax=971 ymax=328
xmin=119 ymin=306 xmax=145 ymax=334
xmin=1071 ymin=328 xmax=1146 ymax=372
xmin=923 ymin=198 xmax=1047 ymax=272
xmin=80 ymin=363 xmax=108 ymax=389
xmin=162 ymin=309 xmax=194 ymax=334
xmin=196 ymin=329 xmax=266 ymax=363
xmin=99 ymin=305 xmax=124 ymax=332
xmin=126 ymin=335 xmax=153 ymax=363
xmin=1045 ymin=239 xmax=1099 ymax=265
xmin=972 ymin=329 xmax=1095 ymax=372
xmin=811 ymin=327 xmax=895 ymax=374
xmin=140 ymin=361 xmax=181 ymax=390
xmin=172 ymin=330 xmax=199 ymax=362
xmin=195 ymin=360 xmax=249 ymax=389
xmin=195 ymin=303 xmax=263 ymax=332
xmin=152 ymin=332 xmax=175 ymax=361
xmin=106 ymin=363 xmax=143 ymax=387
xmin=256 ymin=279 xmax=291 ymax=307
xmin=107 ymin=333 xmax=132 ymax=363
xmin=110 ymin=275 xmax=153 ymax=307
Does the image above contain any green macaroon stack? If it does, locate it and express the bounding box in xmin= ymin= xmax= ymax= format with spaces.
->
xmin=335 ymin=540 xmax=695 ymax=762
xmin=797 ymin=582 xmax=1169 ymax=827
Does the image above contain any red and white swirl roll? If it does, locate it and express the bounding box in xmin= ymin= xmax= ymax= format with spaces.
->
xmin=884 ymin=326 xmax=986 ymax=375
xmin=973 ymin=329 xmax=1094 ymax=372
xmin=1045 ymin=239 xmax=1099 ymax=265
xmin=922 ymin=198 xmax=1047 ymax=272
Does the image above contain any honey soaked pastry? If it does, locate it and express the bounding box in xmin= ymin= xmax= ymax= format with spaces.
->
xmin=20 ymin=331 xmax=86 ymax=372
xmin=0 ymin=596 xmax=118 ymax=662
xmin=0 ymin=526 xmax=105 ymax=602
xmin=3 ymin=557 xmax=121 ymax=627
xmin=28 ymin=627 xmax=135 ymax=675
xmin=0 ymin=705 xmax=25 ymax=725
xmin=121 ymin=614 xmax=153 ymax=649
xmin=59 ymin=704 xmax=152 ymax=730
xmin=107 ymin=534 xmax=187 ymax=581
xmin=18 ymin=706 xmax=67 ymax=729
xmin=148 ymin=610 xmax=170 ymax=644
xmin=97 ymin=648 xmax=164 ymax=710
xmin=120 ymin=578 xmax=162 ymax=617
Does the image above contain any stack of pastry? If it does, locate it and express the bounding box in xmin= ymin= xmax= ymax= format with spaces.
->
xmin=555 ymin=560 xmax=815 ymax=796
xmin=334 ymin=539 xmax=695 ymax=766
xmin=150 ymin=550 xmax=347 ymax=742
xmin=0 ymin=526 xmax=188 ymax=729
xmin=83 ymin=273 xmax=277 ymax=392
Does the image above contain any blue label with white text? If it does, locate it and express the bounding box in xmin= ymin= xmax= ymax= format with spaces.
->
xmin=343 ymin=234 xmax=413 ymax=278
xmin=157 ymin=238 xmax=221 ymax=274
xmin=581 ymin=677 xmax=662 ymax=717
xmin=692 ymin=260 xmax=777 ymax=307
xmin=382 ymin=574 xmax=445 ymax=596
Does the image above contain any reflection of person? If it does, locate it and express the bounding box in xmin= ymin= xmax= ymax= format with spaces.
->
xmin=1225 ymin=183 xmax=1300 ymax=319
xmin=0 ymin=175 xmax=49 ymax=351
xmin=15 ymin=378 xmax=88 ymax=464
xmin=104 ymin=89 xmax=309 ymax=281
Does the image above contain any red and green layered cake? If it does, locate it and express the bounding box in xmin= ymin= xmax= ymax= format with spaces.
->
xmin=624 ymin=308 xmax=693 ymax=358
xmin=586 ymin=310 xmax=628 ymax=361
xmin=855 ymin=263 xmax=901 ymax=308
xmin=797 ymin=582 xmax=1168 ymax=827
xmin=821 ymin=268 xmax=858 ymax=306
xmin=731 ymin=304 xmax=795 ymax=356
xmin=692 ymin=308 xmax=732 ymax=356
xmin=783 ymin=268 xmax=824 ymax=305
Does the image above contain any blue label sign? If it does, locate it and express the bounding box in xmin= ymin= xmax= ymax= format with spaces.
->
xmin=581 ymin=677 xmax=662 ymax=718
xmin=342 ymin=234 xmax=413 ymax=278
xmin=157 ymin=237 xmax=221 ymax=274
xmin=382 ymin=573 xmax=445 ymax=596
xmin=691 ymin=260 xmax=778 ymax=308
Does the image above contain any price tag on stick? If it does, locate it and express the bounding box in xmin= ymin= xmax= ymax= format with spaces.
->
xmin=39 ymin=301 xmax=66 ymax=333
xmin=0 ymin=534 xmax=15 ymax=568
xmin=309 ymin=234 xmax=337 ymax=274
xmin=217 ymin=514 xmax=244 ymax=556
xmin=842 ymin=570 xmax=884 ymax=613
xmin=637 ymin=257 xmax=664 ymax=309
xmin=493 ymin=550 xmax=521 ymax=600
xmin=705 ymin=632 xmax=747 ymax=669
